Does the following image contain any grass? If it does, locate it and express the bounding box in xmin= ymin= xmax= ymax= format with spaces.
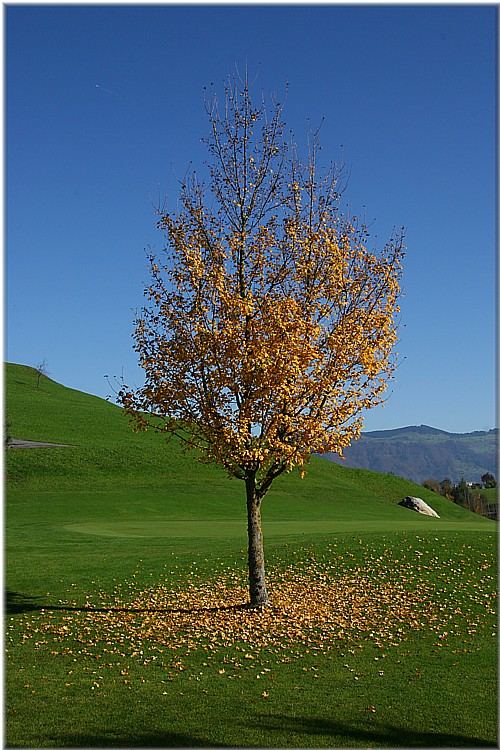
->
xmin=5 ymin=363 xmax=497 ymax=747
xmin=482 ymin=487 xmax=498 ymax=504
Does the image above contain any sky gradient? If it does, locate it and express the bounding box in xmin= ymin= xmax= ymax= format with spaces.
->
xmin=6 ymin=5 xmax=497 ymax=433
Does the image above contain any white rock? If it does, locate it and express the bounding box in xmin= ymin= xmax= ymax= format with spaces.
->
xmin=398 ymin=496 xmax=440 ymax=518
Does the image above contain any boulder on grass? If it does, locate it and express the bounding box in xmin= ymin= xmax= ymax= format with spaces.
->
xmin=398 ymin=496 xmax=440 ymax=518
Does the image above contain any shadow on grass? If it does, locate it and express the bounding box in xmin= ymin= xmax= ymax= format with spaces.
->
xmin=6 ymin=591 xmax=44 ymax=614
xmin=6 ymin=590 xmax=250 ymax=616
xmin=254 ymin=714 xmax=497 ymax=747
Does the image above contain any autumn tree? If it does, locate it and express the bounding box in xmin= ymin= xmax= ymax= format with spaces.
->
xmin=423 ymin=478 xmax=440 ymax=494
xmin=439 ymin=478 xmax=453 ymax=498
xmin=120 ymin=78 xmax=404 ymax=607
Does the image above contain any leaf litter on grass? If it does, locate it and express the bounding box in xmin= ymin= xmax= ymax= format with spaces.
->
xmin=8 ymin=536 xmax=496 ymax=690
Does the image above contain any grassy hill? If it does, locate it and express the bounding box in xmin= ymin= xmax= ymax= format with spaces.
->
xmin=324 ymin=424 xmax=498 ymax=484
xmin=6 ymin=362 xmax=489 ymax=530
xmin=5 ymin=363 xmax=496 ymax=748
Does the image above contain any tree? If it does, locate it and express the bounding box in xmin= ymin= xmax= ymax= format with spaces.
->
xmin=481 ymin=472 xmax=496 ymax=489
xmin=35 ymin=359 xmax=49 ymax=388
xmin=452 ymin=477 xmax=470 ymax=507
xmin=439 ymin=478 xmax=453 ymax=498
xmin=119 ymin=77 xmax=404 ymax=607
xmin=423 ymin=478 xmax=440 ymax=494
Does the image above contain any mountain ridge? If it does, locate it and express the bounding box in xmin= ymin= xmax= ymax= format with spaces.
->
xmin=362 ymin=425 xmax=498 ymax=439
xmin=324 ymin=425 xmax=498 ymax=484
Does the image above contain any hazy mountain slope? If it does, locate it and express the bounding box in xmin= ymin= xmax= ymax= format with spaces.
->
xmin=324 ymin=425 xmax=498 ymax=484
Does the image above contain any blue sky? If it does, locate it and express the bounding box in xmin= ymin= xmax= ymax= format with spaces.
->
xmin=6 ymin=4 xmax=497 ymax=433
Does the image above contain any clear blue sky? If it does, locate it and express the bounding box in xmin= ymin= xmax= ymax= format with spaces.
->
xmin=6 ymin=4 xmax=497 ymax=434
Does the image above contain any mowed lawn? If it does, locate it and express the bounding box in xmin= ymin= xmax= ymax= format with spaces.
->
xmin=5 ymin=364 xmax=497 ymax=747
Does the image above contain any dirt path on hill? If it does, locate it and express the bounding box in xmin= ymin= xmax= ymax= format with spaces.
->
xmin=7 ymin=439 xmax=74 ymax=449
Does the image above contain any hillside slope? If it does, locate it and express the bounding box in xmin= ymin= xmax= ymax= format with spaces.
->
xmin=5 ymin=363 xmax=491 ymax=529
xmin=324 ymin=424 xmax=498 ymax=483
xmin=5 ymin=362 xmax=201 ymax=486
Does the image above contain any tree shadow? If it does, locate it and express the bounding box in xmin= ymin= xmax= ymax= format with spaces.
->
xmin=6 ymin=590 xmax=44 ymax=614
xmin=254 ymin=713 xmax=496 ymax=747
xmin=6 ymin=589 xmax=250 ymax=616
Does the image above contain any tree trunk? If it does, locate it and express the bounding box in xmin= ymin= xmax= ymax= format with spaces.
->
xmin=246 ymin=476 xmax=269 ymax=607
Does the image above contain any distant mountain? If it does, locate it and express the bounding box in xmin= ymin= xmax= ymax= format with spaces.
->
xmin=323 ymin=425 xmax=498 ymax=484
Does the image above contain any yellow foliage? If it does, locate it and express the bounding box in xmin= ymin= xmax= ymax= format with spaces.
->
xmin=119 ymin=83 xmax=404 ymax=502
xmin=122 ymin=214 xmax=403 ymax=493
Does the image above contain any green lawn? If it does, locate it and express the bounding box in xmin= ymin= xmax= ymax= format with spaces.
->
xmin=5 ymin=363 xmax=497 ymax=747
xmin=482 ymin=487 xmax=498 ymax=504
